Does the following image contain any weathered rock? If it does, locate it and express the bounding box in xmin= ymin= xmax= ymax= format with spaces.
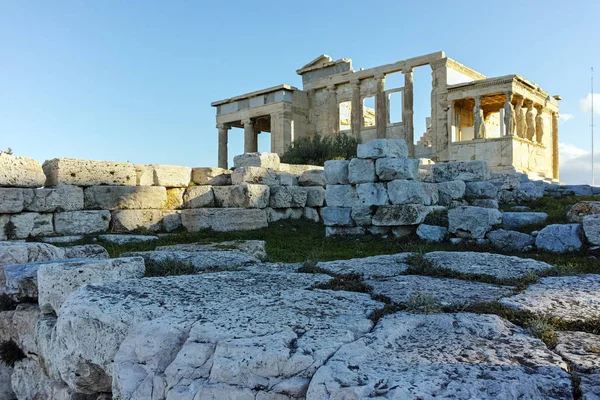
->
xmin=321 ymin=207 xmax=353 ymax=226
xmin=351 ymin=206 xmax=372 ymax=226
xmin=0 ymin=215 xmax=8 ymax=241
xmin=99 ymin=234 xmax=158 ymax=245
xmin=316 ymin=253 xmax=412 ymax=277
xmin=43 ymin=158 xmax=136 ymax=186
xmin=156 ymin=240 xmax=267 ymax=261
xmin=437 ymin=180 xmax=466 ymax=206
xmin=0 ymin=188 xmax=24 ymax=213
xmin=357 ymin=138 xmax=408 ymax=159
xmin=356 ymin=182 xmax=389 ymax=206
xmin=0 ymin=153 xmax=45 ymax=188
xmin=517 ymin=181 xmax=545 ymax=202
xmin=367 ymin=275 xmax=514 ymax=305
xmin=0 ymin=364 xmax=15 ymax=400
xmin=122 ymin=250 xmax=258 ymax=273
xmin=307 ymin=313 xmax=572 ymax=399
xmin=430 ymin=160 xmax=491 ymax=183
xmin=561 ymin=184 xmax=594 ymax=196
xmin=501 ymin=274 xmax=600 ymax=321
xmin=39 ymin=235 xmax=84 ymax=244
xmin=83 ymin=186 xmax=167 ymax=210
xmin=487 ymin=229 xmax=535 ymax=252
xmin=392 ymin=226 xmax=415 ymax=238
xmin=325 ymin=226 xmax=366 ymax=236
xmin=231 ymin=166 xmax=279 ymax=186
xmin=298 ymin=169 xmax=326 ymax=186
xmin=276 ymin=171 xmax=298 ymax=186
xmin=502 ymin=212 xmax=548 ymax=230
xmin=165 ymin=187 xmax=185 ymax=209
xmin=266 ymin=207 xmax=303 ymax=222
xmin=324 ymin=160 xmax=349 ymax=184
xmin=4 ymin=262 xmax=43 ymax=299
xmin=181 ymin=208 xmax=268 ymax=232
xmin=269 ymin=186 xmax=307 ymax=208
xmin=448 ymin=206 xmax=502 ymax=239
xmin=54 ymin=210 xmax=111 ymax=235
xmin=388 ymin=180 xmax=438 ymax=205
xmin=568 ymin=202 xmax=600 ymax=223
xmin=303 ymin=207 xmax=320 ymax=223
xmin=0 ymin=241 xmax=66 ymax=266
xmin=278 ymin=163 xmax=323 ymax=176
xmin=135 ymin=164 xmax=191 ymax=187
xmin=23 ymin=185 xmax=84 ymax=212
xmin=375 ymin=157 xmax=419 ymax=181
xmin=555 ymin=331 xmax=600 ymax=400
xmin=64 ymin=244 xmax=109 ymax=259
xmin=305 ymin=186 xmax=325 ymax=207
xmin=535 ymin=224 xmax=583 ymax=253
xmin=9 ymin=212 xmax=54 ymax=239
xmin=464 ymin=181 xmax=498 ymax=200
xmin=38 ymin=257 xmax=145 ymax=314
xmin=1 ymin=303 xmax=40 ymax=354
xmin=471 ymin=198 xmax=499 ymax=208
xmin=233 ymin=152 xmax=280 ymax=169
xmin=182 ymin=185 xmax=214 ymax=208
xmin=367 ymin=226 xmax=390 ymax=236
xmin=583 ymin=214 xmax=600 ymax=245
xmin=348 ymin=158 xmax=376 ymax=184
xmin=424 ymin=251 xmax=552 ymax=279
xmin=416 ymin=224 xmax=447 ymax=243
xmin=191 ymin=167 xmax=232 ymax=186
xmin=372 ymin=204 xmax=428 ymax=226
xmin=490 ymin=172 xmax=522 ymax=191
xmin=110 ymin=210 xmax=181 ymax=232
xmin=213 ymin=184 xmax=270 ymax=208
xmin=324 ymin=184 xmax=359 ymax=208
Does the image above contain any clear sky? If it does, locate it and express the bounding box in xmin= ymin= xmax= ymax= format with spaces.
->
xmin=1 ymin=0 xmax=598 ymax=183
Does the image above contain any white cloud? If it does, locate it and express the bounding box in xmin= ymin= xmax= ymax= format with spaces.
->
xmin=579 ymin=93 xmax=600 ymax=115
xmin=558 ymin=142 xmax=600 ymax=185
xmin=559 ymin=113 xmax=574 ymax=123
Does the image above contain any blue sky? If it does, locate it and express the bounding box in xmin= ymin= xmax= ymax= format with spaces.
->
xmin=0 ymin=0 xmax=598 ymax=183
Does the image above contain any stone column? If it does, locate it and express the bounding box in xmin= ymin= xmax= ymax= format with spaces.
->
xmin=535 ymin=105 xmax=544 ymax=143
xmin=307 ymin=89 xmax=316 ymax=138
xmin=271 ymin=110 xmax=294 ymax=155
xmin=503 ymin=92 xmax=516 ymax=136
xmin=473 ymin=96 xmax=486 ymax=139
xmin=403 ymin=68 xmax=415 ymax=156
xmin=350 ymin=80 xmax=362 ymax=140
xmin=243 ymin=118 xmax=256 ymax=153
xmin=552 ymin=112 xmax=559 ymax=180
xmin=327 ymin=85 xmax=339 ymax=136
xmin=429 ymin=59 xmax=449 ymax=161
xmin=375 ymin=74 xmax=387 ymax=138
xmin=526 ymin=102 xmax=536 ymax=141
xmin=217 ymin=123 xmax=229 ymax=169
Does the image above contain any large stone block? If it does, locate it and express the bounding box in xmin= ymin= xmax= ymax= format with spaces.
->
xmin=388 ymin=180 xmax=438 ymax=206
xmin=63 ymin=244 xmax=109 ymax=259
xmin=298 ymin=169 xmax=327 ymax=187
xmin=231 ymin=166 xmax=279 ymax=186
xmin=321 ymin=207 xmax=353 ymax=226
xmin=535 ymin=224 xmax=583 ymax=253
xmin=372 ymin=204 xmax=428 ymax=226
xmin=351 ymin=206 xmax=373 ymax=226
xmin=110 ymin=210 xmax=181 ymax=232
xmin=269 ymin=186 xmax=307 ymax=208
xmin=356 ymin=182 xmax=389 ymax=206
xmin=375 ymin=158 xmax=419 ymax=181
xmin=213 ymin=184 xmax=270 ymax=208
xmin=42 ymin=158 xmax=136 ymax=186
xmin=325 ymin=185 xmax=359 ymax=208
xmin=429 ymin=160 xmax=491 ymax=183
xmin=23 ymin=185 xmax=84 ymax=212
xmin=9 ymin=213 xmax=54 ymax=239
xmin=181 ymin=208 xmax=268 ymax=232
xmin=583 ymin=214 xmax=600 ymax=245
xmin=191 ymin=167 xmax=232 ymax=186
xmin=0 ymin=153 xmax=45 ymax=188
xmin=54 ymin=210 xmax=111 ymax=235
xmin=567 ymin=201 xmax=600 ymax=223
xmin=305 ymin=186 xmax=326 ymax=207
xmin=437 ymin=180 xmax=466 ymax=206
xmin=278 ymin=163 xmax=323 ymax=176
xmin=183 ymin=186 xmax=214 ymax=208
xmin=348 ymin=158 xmax=376 ymax=184
xmin=265 ymin=207 xmax=303 ymax=223
xmin=487 ymin=229 xmax=535 ymax=252
xmin=448 ymin=206 xmax=502 ymax=239
xmin=325 ymin=226 xmax=366 ymax=236
xmin=0 ymin=188 xmax=24 ymax=213
xmin=324 ymin=160 xmax=349 ymax=184
xmin=416 ymin=224 xmax=448 ymax=243
xmin=502 ymin=212 xmax=548 ymax=230
xmin=357 ymin=138 xmax=408 ymax=159
xmin=84 ymin=186 xmax=167 ymax=210
xmin=135 ymin=164 xmax=191 ymax=187
xmin=38 ymin=257 xmax=145 ymax=315
xmin=464 ymin=181 xmax=498 ymax=200
xmin=233 ymin=152 xmax=280 ymax=169
xmin=303 ymin=207 xmax=320 ymax=223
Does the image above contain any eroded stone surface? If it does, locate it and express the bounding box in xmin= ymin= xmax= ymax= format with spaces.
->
xmin=110 ymin=210 xmax=181 ymax=232
xmin=429 ymin=160 xmax=491 ymax=183
xmin=54 ymin=210 xmax=111 ymax=235
xmin=487 ymin=229 xmax=535 ymax=252
xmin=0 ymin=153 xmax=45 ymax=188
xmin=9 ymin=212 xmax=54 ymax=239
xmin=448 ymin=206 xmax=502 ymax=239
xmin=357 ymin=138 xmax=408 ymax=159
xmin=316 ymin=253 xmax=412 ymax=277
xmin=23 ymin=185 xmax=84 ymax=212
xmin=84 ymin=186 xmax=167 ymax=210
xmin=122 ymin=250 xmax=259 ymax=271
xmin=98 ymin=234 xmax=158 ymax=245
xmin=156 ymin=240 xmax=267 ymax=261
xmin=535 ymin=224 xmax=583 ymax=253
xmin=324 ymin=160 xmax=349 ymax=184
xmin=43 ymin=158 xmax=136 ymax=186
xmin=372 ymin=204 xmax=428 ymax=226
xmin=502 ymin=212 xmax=548 ymax=230
xmin=181 ymin=208 xmax=268 ymax=232
xmin=63 ymin=244 xmax=109 ymax=259
xmin=233 ymin=152 xmax=281 ymax=170
xmin=213 ymin=184 xmax=270 ymax=208
xmin=567 ymin=201 xmax=600 ymax=223
xmin=416 ymin=224 xmax=447 ymax=243
xmin=191 ymin=167 xmax=231 ymax=186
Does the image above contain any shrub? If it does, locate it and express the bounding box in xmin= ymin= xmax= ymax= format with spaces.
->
xmin=526 ymin=318 xmax=557 ymax=347
xmin=405 ymin=292 xmax=442 ymax=314
xmin=281 ymin=133 xmax=360 ymax=166
xmin=0 ymin=340 xmax=26 ymax=367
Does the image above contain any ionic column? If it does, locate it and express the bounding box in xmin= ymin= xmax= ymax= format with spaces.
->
xmin=403 ymin=68 xmax=415 ymax=155
xmin=473 ymin=96 xmax=486 ymax=139
xmin=375 ymin=74 xmax=387 ymax=138
xmin=217 ymin=123 xmax=229 ymax=169
xmin=327 ymin=85 xmax=339 ymax=136
xmin=243 ymin=118 xmax=256 ymax=153
xmin=350 ymin=79 xmax=362 ymax=139
xmin=535 ymin=105 xmax=544 ymax=143
xmin=503 ymin=92 xmax=516 ymax=136
xmin=526 ymin=102 xmax=536 ymax=141
xmin=552 ymin=112 xmax=559 ymax=179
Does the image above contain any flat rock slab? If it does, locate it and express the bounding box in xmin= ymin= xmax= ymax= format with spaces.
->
xmin=39 ymin=235 xmax=84 ymax=244
xmin=307 ymin=313 xmax=572 ymax=399
xmin=0 ymin=153 xmax=46 ymax=188
xmin=46 ymin=271 xmax=381 ymax=397
xmin=98 ymin=234 xmax=159 ymax=245
xmin=63 ymin=244 xmax=109 ymax=259
xmin=156 ymin=240 xmax=267 ymax=261
xmin=122 ymin=250 xmax=260 ymax=271
xmin=43 ymin=158 xmax=136 ymax=186
xmin=555 ymin=331 xmax=600 ymax=400
xmin=500 ymin=274 xmax=600 ymax=321
xmin=366 ymin=275 xmax=515 ymax=306
xmin=424 ymin=251 xmax=553 ymax=280
xmin=316 ymin=253 xmax=413 ymax=277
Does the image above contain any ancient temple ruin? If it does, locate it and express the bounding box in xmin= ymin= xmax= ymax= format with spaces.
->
xmin=212 ymin=51 xmax=560 ymax=181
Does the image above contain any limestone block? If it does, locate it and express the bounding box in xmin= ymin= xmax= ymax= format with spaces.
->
xmin=375 ymin=158 xmax=419 ymax=181
xmin=0 ymin=242 xmax=66 ymax=267
xmin=276 ymin=171 xmax=298 ymax=186
xmin=155 ymin=240 xmax=267 ymax=261
xmin=54 ymin=210 xmax=111 ymax=235
xmin=42 ymin=158 xmax=136 ymax=186
xmin=191 ymin=167 xmax=232 ymax=186
xmin=583 ymin=214 xmax=600 ymax=245
xmin=38 ymin=257 xmax=145 ymax=315
xmin=351 ymin=206 xmax=373 ymax=226
xmin=165 ymin=188 xmax=185 ymax=209
xmin=437 ymin=180 xmax=466 ymax=206
xmin=517 ymin=182 xmax=545 ymax=202
xmin=356 ymin=182 xmax=389 ymax=206
xmin=348 ymin=158 xmax=376 ymax=184
xmin=39 ymin=235 xmax=84 ymax=243
xmin=372 ymin=204 xmax=428 ymax=226
xmin=84 ymin=186 xmax=167 ymax=210
xmin=110 ymin=210 xmax=181 ymax=232
xmin=321 ymin=207 xmax=353 ymax=226
xmin=9 ymin=213 xmax=54 ymax=239
xmin=265 ymin=208 xmax=303 ymax=222
xmin=135 ymin=164 xmax=191 ymax=187
xmin=357 ymin=138 xmax=408 ymax=159
xmin=448 ymin=206 xmax=502 ymax=239
xmin=416 ymin=224 xmax=448 ymax=243
xmin=269 ymin=186 xmax=307 ymax=208
xmin=555 ymin=331 xmax=600 ymax=400
xmin=567 ymin=201 xmax=600 ymax=223
xmin=487 ymin=229 xmax=535 ymax=252
xmin=535 ymin=224 xmax=583 ymax=253
xmin=213 ymin=184 xmax=270 ymax=208
xmin=0 ymin=188 xmax=24 ymax=213
xmin=183 ymin=186 xmax=215 ymax=208
xmin=63 ymin=244 xmax=109 ymax=259
xmin=0 ymin=365 xmax=14 ymax=400
xmin=277 ymin=163 xmax=323 ymax=176
xmin=325 ymin=227 xmax=365 ymax=236
xmin=560 ymin=184 xmax=594 ymax=196
xmin=316 ymin=253 xmax=412 ymax=277
xmin=10 ymin=357 xmax=87 ymax=400
xmin=368 ymin=226 xmax=390 ymax=235
xmin=429 ymin=160 xmax=491 ymax=183
xmin=0 ymin=153 xmax=45 ymax=188
xmin=181 ymin=208 xmax=268 ymax=232
xmin=471 ymin=199 xmax=499 ymax=209
xmin=502 ymin=212 xmax=548 ymax=230
xmin=233 ymin=152 xmax=280 ymax=169
xmin=99 ymin=234 xmax=158 ymax=245
xmin=4 ymin=263 xmax=41 ymax=300
xmin=303 ymin=207 xmax=320 ymax=223
xmin=325 ymin=185 xmax=359 ymax=208
xmin=23 ymin=185 xmax=84 ymax=212
xmin=298 ymin=169 xmax=326 ymax=187
xmin=305 ymin=186 xmax=325 ymax=207
xmin=388 ymin=180 xmax=439 ymax=206
xmin=324 ymin=160 xmax=349 ymax=184
xmin=231 ymin=166 xmax=279 ymax=186
xmin=464 ymin=181 xmax=498 ymax=200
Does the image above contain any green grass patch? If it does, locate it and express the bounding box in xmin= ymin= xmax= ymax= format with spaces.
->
xmin=501 ymin=195 xmax=599 ymax=225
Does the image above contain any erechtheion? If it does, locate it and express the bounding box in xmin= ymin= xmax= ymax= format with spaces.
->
xmin=212 ymin=51 xmax=560 ymax=181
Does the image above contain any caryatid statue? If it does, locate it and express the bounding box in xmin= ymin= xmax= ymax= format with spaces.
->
xmin=473 ymin=96 xmax=486 ymax=139
xmin=515 ymin=97 xmax=526 ymax=138
xmin=503 ymin=92 xmax=516 ymax=136
xmin=526 ymin=101 xmax=536 ymax=141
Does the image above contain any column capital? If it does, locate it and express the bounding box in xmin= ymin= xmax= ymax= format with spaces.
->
xmin=241 ymin=117 xmax=253 ymax=125
xmin=374 ymin=73 xmax=385 ymax=81
xmin=402 ymin=67 xmax=414 ymax=74
xmin=474 ymin=96 xmax=482 ymax=106
xmin=216 ymin=123 xmax=230 ymax=130
xmin=327 ymin=84 xmax=336 ymax=91
xmin=350 ymin=79 xmax=360 ymax=86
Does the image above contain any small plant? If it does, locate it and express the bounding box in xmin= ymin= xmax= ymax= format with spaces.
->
xmin=526 ymin=318 xmax=557 ymax=347
xmin=144 ymin=258 xmax=196 ymax=277
xmin=281 ymin=133 xmax=360 ymax=166
xmin=405 ymin=292 xmax=442 ymax=314
xmin=0 ymin=147 xmax=12 ymax=155
xmin=0 ymin=340 xmax=26 ymax=367
xmin=406 ymin=252 xmax=438 ymax=276
xmin=314 ymin=273 xmax=373 ymax=294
